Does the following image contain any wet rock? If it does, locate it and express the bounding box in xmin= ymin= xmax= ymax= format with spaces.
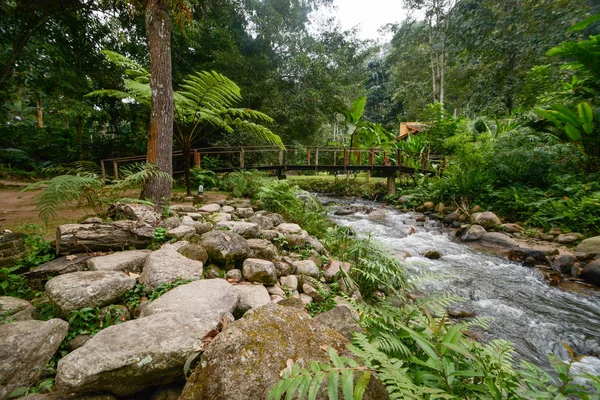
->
xmin=581 ymin=260 xmax=600 ymax=287
xmin=334 ymin=206 xmax=357 ymax=216
xmin=553 ymin=254 xmax=577 ymax=274
xmin=469 ymin=212 xmax=501 ymax=229
xmin=139 ymin=245 xmax=203 ymax=291
xmin=508 ymin=248 xmax=548 ymax=264
xmin=46 ymin=271 xmax=135 ymax=316
xmin=556 ymin=233 xmax=584 ymax=244
xmin=87 ymin=250 xmax=152 ymax=274
xmin=234 ymin=284 xmax=271 ymax=315
xmin=0 ymin=319 xmax=68 ymax=399
xmin=422 ymin=250 xmax=441 ymax=260
xmin=479 ymin=232 xmax=518 ymax=248
xmin=215 ymin=221 xmax=260 ymax=239
xmin=140 ymin=279 xmax=238 ymax=319
xmin=179 ymin=304 xmax=388 ymax=400
xmin=56 ymin=313 xmax=222 ymax=396
xmin=442 ymin=211 xmax=459 ymax=225
xmin=368 ymin=209 xmax=388 ymax=220
xmin=313 ymin=306 xmax=364 ymax=341
xmin=199 ymin=231 xmax=250 ymax=268
xmin=447 ymin=308 xmax=476 ymax=319
xmin=461 ymin=225 xmax=487 ymax=241
xmin=242 ymin=259 xmax=277 ymax=285
xmin=24 ymin=254 xmax=93 ymax=290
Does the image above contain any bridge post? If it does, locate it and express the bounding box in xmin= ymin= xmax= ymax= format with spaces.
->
xmin=240 ymin=148 xmax=245 ymax=169
xmin=387 ymin=175 xmax=396 ymax=195
xmin=194 ymin=150 xmax=200 ymax=167
xmin=307 ymin=149 xmax=311 ymax=166
xmin=279 ymin=150 xmax=284 ymax=165
xmin=112 ymin=161 xmax=119 ymax=180
xmin=397 ymin=149 xmax=403 ymax=169
xmin=100 ymin=160 xmax=106 ymax=182
xmin=343 ymin=148 xmax=349 ymax=182
xmin=333 ymin=151 xmax=337 ymax=166
xmin=315 ymin=147 xmax=319 ymax=172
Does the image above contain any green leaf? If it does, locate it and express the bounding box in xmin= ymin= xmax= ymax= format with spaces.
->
xmin=578 ymin=102 xmax=594 ymax=126
xmin=341 ymin=369 xmax=354 ymax=400
xmin=439 ymin=343 xmax=477 ymax=360
xmin=549 ymin=105 xmax=582 ymax=127
xmin=565 ymin=124 xmax=583 ymax=142
xmin=353 ymin=371 xmax=371 ymax=400
xmin=569 ymin=13 xmax=600 ymax=31
xmin=328 ymin=370 xmax=339 ymax=400
xmin=308 ymin=371 xmax=326 ymax=400
xmin=328 ymin=347 xmax=344 ymax=368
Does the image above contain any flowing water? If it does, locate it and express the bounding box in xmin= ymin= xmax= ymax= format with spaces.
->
xmin=320 ymin=196 xmax=600 ymax=375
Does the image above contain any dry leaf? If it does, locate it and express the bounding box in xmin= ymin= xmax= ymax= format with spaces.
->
xmin=128 ymin=272 xmax=140 ymax=279
xmin=65 ymin=255 xmax=77 ymax=260
xmin=224 ymin=234 xmax=231 ymax=242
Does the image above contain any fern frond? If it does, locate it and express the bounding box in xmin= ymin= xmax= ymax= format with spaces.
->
xmin=113 ymin=163 xmax=173 ymax=192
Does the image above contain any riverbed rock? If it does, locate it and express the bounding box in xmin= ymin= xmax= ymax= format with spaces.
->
xmin=179 ymin=304 xmax=387 ymax=400
xmin=508 ymin=248 xmax=548 ymax=265
xmin=215 ymin=221 xmax=260 ymax=239
xmin=556 ymin=232 xmax=584 ymax=244
xmin=461 ymin=225 xmax=487 ymax=241
xmin=479 ymin=232 xmax=518 ymax=248
xmin=581 ymin=260 xmax=600 ymax=287
xmin=575 ymin=236 xmax=600 ymax=257
xmin=87 ymin=250 xmax=152 ymax=273
xmin=443 ymin=211 xmax=459 ymax=225
xmin=293 ymin=259 xmax=319 ymax=279
xmin=46 ymin=271 xmax=135 ymax=316
xmin=242 ymin=259 xmax=277 ymax=285
xmin=247 ymin=239 xmax=278 ymax=261
xmin=199 ymin=231 xmax=250 ymax=268
xmin=313 ymin=305 xmax=365 ymax=341
xmin=55 ymin=313 xmax=221 ymax=396
xmin=140 ymin=279 xmax=238 ymax=320
xmin=470 ymin=212 xmax=501 ymax=229
xmin=323 ymin=260 xmax=352 ymax=282
xmin=501 ymin=223 xmax=523 ymax=233
xmin=553 ymin=254 xmax=577 ymax=274
xmin=139 ymin=245 xmax=204 ymax=291
xmin=0 ymin=319 xmax=68 ymax=400
xmin=24 ymin=254 xmax=93 ymax=290
xmin=422 ymin=250 xmax=441 ymax=259
xmin=234 ymin=284 xmax=271 ymax=315
xmin=334 ymin=206 xmax=357 ymax=216
xmin=107 ymin=203 xmax=161 ymax=225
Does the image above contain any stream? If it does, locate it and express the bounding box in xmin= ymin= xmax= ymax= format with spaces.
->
xmin=319 ymin=195 xmax=600 ymax=376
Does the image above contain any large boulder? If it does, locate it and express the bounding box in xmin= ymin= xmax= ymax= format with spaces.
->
xmin=242 ymin=259 xmax=278 ymax=285
xmin=215 ymin=221 xmax=260 ymax=239
xmin=179 ymin=304 xmax=387 ymax=400
xmin=0 ymin=319 xmax=68 ymax=399
xmin=107 ymin=203 xmax=161 ymax=225
xmin=460 ymin=225 xmax=487 ymax=242
xmin=140 ymin=279 xmax=238 ymax=320
xmin=55 ymin=313 xmax=221 ymax=396
xmin=199 ymin=231 xmax=250 ymax=268
xmin=479 ymin=232 xmax=518 ymax=249
xmin=233 ymin=284 xmax=271 ymax=314
xmin=246 ymin=239 xmax=278 ymax=261
xmin=87 ymin=250 xmax=152 ymax=274
xmin=469 ymin=212 xmax=501 ymax=229
xmin=24 ymin=254 xmax=93 ymax=290
xmin=313 ymin=306 xmax=365 ymax=341
xmin=46 ymin=271 xmax=136 ymax=316
xmin=139 ymin=245 xmax=204 ymax=291
xmin=576 ymin=236 xmax=600 ymax=258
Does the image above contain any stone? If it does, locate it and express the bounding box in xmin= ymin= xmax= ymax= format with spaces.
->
xmin=233 ymin=207 xmax=254 ymax=219
xmin=150 ymin=384 xmax=184 ymax=400
xmin=548 ymin=227 xmax=563 ymax=236
xmin=0 ymin=296 xmax=36 ymax=322
xmin=170 ymin=205 xmax=198 ymax=213
xmin=56 ymin=313 xmax=222 ymax=396
xmin=191 ymin=222 xmax=213 ymax=235
xmin=334 ymin=206 xmax=357 ymax=216
xmin=0 ymin=232 xmax=25 ymax=268
xmin=313 ymin=306 xmax=365 ymax=341
xmin=247 ymin=238 xmax=278 ymax=261
xmin=368 ymin=209 xmax=388 ymax=221
xmin=266 ymin=285 xmax=285 ymax=297
xmin=160 ymin=217 xmax=182 ymax=230
xmin=177 ymin=244 xmax=209 ymax=264
xmin=500 ymin=223 xmax=523 ymax=233
xmin=554 ymin=254 xmax=577 ymax=274
xmin=24 ymin=254 xmax=93 ymax=290
xmin=166 ymin=225 xmax=196 ymax=241
xmin=82 ymin=217 xmax=103 ymax=224
xmin=293 ymin=259 xmax=319 ymax=279
xmin=199 ymin=231 xmax=250 ymax=267
xmin=67 ymin=334 xmax=92 ymax=352
xmin=107 ymin=203 xmax=161 ymax=225
xmin=234 ymin=284 xmax=271 ymax=314
xmin=576 ymin=236 xmax=600 ymax=257
xmin=285 ymin=231 xmax=310 ymax=248
xmin=222 ymin=206 xmax=234 ymax=213
xmin=139 ymin=245 xmax=204 ymax=291
xmin=276 ymin=223 xmax=303 ymax=235
xmin=140 ymin=279 xmax=238 ymax=320
xmin=434 ymin=202 xmax=445 ymax=213
xmin=225 ymin=269 xmax=242 ymax=283
xmin=306 ymin=236 xmax=327 ymax=255
xmin=198 ymin=203 xmax=221 ymax=213
xmin=210 ymin=213 xmax=231 ymax=223
xmin=179 ymin=304 xmax=388 ymax=400
xmin=423 ymin=201 xmax=435 ymax=210
xmin=280 ymin=275 xmax=298 ymax=291
xmin=186 ymin=213 xmax=205 ymax=221
xmin=323 ymin=260 xmax=351 ymax=283
xmin=470 ymin=211 xmax=501 ymax=229
xmin=581 ymin=260 xmax=600 ymax=287
xmin=460 ymin=225 xmax=487 ymax=241
xmin=556 ymin=233 xmax=584 ymax=244
xmin=0 ymin=319 xmax=68 ymax=400
xmin=479 ymin=232 xmax=518 ymax=248
xmin=215 ymin=221 xmax=260 ymax=239
xmin=443 ymin=211 xmax=459 ymax=225
xmin=538 ymin=233 xmax=556 ymax=242
xmin=299 ymin=293 xmax=313 ymax=304
xmin=21 ymin=393 xmax=116 ymax=400
xmin=278 ymin=297 xmax=305 ymax=309
xmin=242 ymin=258 xmax=277 ymax=285
xmin=397 ymin=195 xmax=411 ymax=204
xmin=447 ymin=308 xmax=476 ymax=318
xmin=87 ymin=250 xmax=152 ymax=273
xmin=46 ymin=271 xmax=135 ymax=316
xmin=422 ymin=250 xmax=441 ymax=259
xmin=508 ymin=248 xmax=548 ymax=265
xmin=302 ymin=283 xmax=328 ymax=301
xmin=270 ymin=295 xmax=284 ymax=303
xmin=204 ymin=264 xmax=225 ymax=279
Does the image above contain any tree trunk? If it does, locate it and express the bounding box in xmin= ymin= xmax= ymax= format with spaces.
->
xmin=143 ymin=0 xmax=173 ymax=207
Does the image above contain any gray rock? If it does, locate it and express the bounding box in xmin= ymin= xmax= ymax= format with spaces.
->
xmin=422 ymin=250 xmax=441 ymax=259
xmin=234 ymin=284 xmax=271 ymax=314
xmin=501 ymin=223 xmax=523 ymax=233
xmin=266 ymin=285 xmax=285 ymax=297
xmin=204 ymin=264 xmax=224 ymax=279
xmin=280 ymin=275 xmax=299 ymax=292
xmin=260 ymin=229 xmax=281 ymax=241
xmin=179 ymin=304 xmax=387 ymax=400
xmin=274 ymin=260 xmax=294 ymax=277
xmin=46 ymin=271 xmax=135 ymax=316
xmin=160 ymin=217 xmax=182 ymax=230
xmin=56 ymin=313 xmax=221 ymax=396
xmin=323 ymin=260 xmax=351 ymax=283
xmin=211 ymin=213 xmax=231 ymax=223
xmin=107 ymin=203 xmax=161 ymax=225
xmin=140 ymin=279 xmax=238 ymax=321
xmin=139 ymin=245 xmax=203 ymax=291
xmin=215 ymin=221 xmax=260 ymax=239
xmin=199 ymin=231 xmax=250 ymax=267
xmin=82 ymin=217 xmax=103 ymax=224
xmin=461 ymin=225 xmax=487 ymax=241
xmin=0 ymin=296 xmax=37 ymax=322
xmin=334 ymin=206 xmax=357 ymax=216
xmin=222 ymin=206 xmax=234 ymax=213
xmin=299 ymin=293 xmax=313 ymax=304
xmin=581 ymin=260 xmax=600 ymax=287
xmin=225 ymin=269 xmax=242 ymax=283
xmin=24 ymin=254 xmax=93 ymax=290
xmin=170 ymin=205 xmax=198 ymax=213
xmin=553 ymin=254 xmax=577 ymax=274
xmin=166 ymin=225 xmax=196 ymax=241
xmin=0 ymin=319 xmax=68 ymax=399
xmin=242 ymin=259 xmax=277 ymax=285
xmin=247 ymin=238 xmax=278 ymax=261
xmin=443 ymin=211 xmax=459 ymax=225
xmin=313 ymin=306 xmax=365 ymax=341
xmin=87 ymin=250 xmax=152 ymax=273
xmin=508 ymin=248 xmax=548 ymax=265
xmin=177 ymin=244 xmax=209 ymax=264
xmin=479 ymin=232 xmax=518 ymax=248
xmin=306 ymin=236 xmax=327 ymax=255
xmin=233 ymin=207 xmax=254 ymax=219
xmin=556 ymin=233 xmax=584 ymax=244
xmin=186 ymin=213 xmax=205 ymax=221
xmin=293 ymin=259 xmax=319 ymax=279
xmin=469 ymin=212 xmax=501 ymax=229
xmin=198 ymin=204 xmax=221 ymax=213
xmin=21 ymin=393 xmax=116 ymax=400
xmin=270 ymin=295 xmax=285 ymax=303
xmin=276 ymin=223 xmax=302 ymax=235
xmin=576 ymin=236 xmax=600 ymax=258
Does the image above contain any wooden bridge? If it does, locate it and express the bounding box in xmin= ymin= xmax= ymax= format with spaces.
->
xmin=100 ymin=146 xmax=445 ymax=194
